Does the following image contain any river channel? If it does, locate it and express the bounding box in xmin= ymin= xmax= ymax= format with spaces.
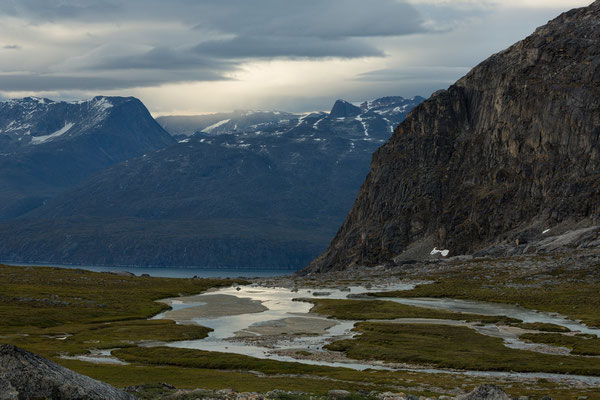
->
xmin=153 ymin=283 xmax=600 ymax=386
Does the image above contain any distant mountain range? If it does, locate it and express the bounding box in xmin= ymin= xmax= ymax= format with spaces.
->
xmin=0 ymin=95 xmax=423 ymax=269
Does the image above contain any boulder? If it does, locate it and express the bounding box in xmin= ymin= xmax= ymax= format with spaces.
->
xmin=0 ymin=344 xmax=133 ymax=400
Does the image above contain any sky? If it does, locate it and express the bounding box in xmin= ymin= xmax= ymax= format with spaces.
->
xmin=0 ymin=0 xmax=591 ymax=115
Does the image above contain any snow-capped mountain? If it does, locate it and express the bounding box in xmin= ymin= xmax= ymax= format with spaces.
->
xmin=0 ymin=96 xmax=174 ymax=219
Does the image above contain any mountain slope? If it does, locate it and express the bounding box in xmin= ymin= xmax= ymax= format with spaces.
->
xmin=0 ymin=96 xmax=175 ymax=219
xmin=304 ymin=1 xmax=600 ymax=273
xmin=0 ymin=96 xmax=423 ymax=269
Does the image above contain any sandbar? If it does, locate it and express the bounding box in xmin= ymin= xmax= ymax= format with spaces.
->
xmin=158 ymin=294 xmax=267 ymax=321
xmin=236 ymin=317 xmax=337 ymax=337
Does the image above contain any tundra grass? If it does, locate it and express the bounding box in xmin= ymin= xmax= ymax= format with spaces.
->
xmin=308 ymin=298 xmax=520 ymax=324
xmin=373 ymin=255 xmax=600 ymax=327
xmin=325 ymin=322 xmax=600 ymax=376
xmin=0 ymin=264 xmax=232 ymax=357
xmin=512 ymin=322 xmax=571 ymax=332
xmin=520 ymin=332 xmax=600 ymax=356
xmin=65 ymin=348 xmax=600 ymax=400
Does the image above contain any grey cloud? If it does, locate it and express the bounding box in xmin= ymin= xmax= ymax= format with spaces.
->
xmin=0 ymin=0 xmax=430 ymax=93
xmin=190 ymin=0 xmax=424 ymax=39
xmin=0 ymin=71 xmax=229 ymax=91
xmin=2 ymin=0 xmax=425 ymax=39
xmin=0 ymin=0 xmax=119 ymax=21
xmin=58 ymin=45 xmax=235 ymax=72
xmin=3 ymin=44 xmax=21 ymax=50
xmin=356 ymin=67 xmax=470 ymax=83
xmin=194 ymin=36 xmax=384 ymax=60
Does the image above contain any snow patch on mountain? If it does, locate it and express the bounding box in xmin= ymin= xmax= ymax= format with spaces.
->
xmin=203 ymin=119 xmax=231 ymax=133
xmin=31 ymin=122 xmax=74 ymax=144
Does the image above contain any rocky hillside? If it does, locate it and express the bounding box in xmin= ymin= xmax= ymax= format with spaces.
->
xmin=0 ymin=96 xmax=174 ymax=219
xmin=304 ymin=1 xmax=600 ymax=273
xmin=0 ymin=97 xmax=422 ymax=269
xmin=0 ymin=344 xmax=133 ymax=400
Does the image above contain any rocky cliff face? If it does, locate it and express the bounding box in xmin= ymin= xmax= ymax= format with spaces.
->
xmin=304 ymin=1 xmax=600 ymax=273
xmin=0 ymin=344 xmax=133 ymax=400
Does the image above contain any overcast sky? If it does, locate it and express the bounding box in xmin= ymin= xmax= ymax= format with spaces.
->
xmin=0 ymin=0 xmax=591 ymax=115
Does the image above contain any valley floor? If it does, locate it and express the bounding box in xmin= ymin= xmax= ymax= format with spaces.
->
xmin=1 ymin=250 xmax=600 ymax=399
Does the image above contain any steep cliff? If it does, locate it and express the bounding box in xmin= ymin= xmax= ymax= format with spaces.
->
xmin=305 ymin=1 xmax=600 ymax=273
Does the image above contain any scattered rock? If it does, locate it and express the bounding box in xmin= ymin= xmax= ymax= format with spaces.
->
xmin=329 ymin=389 xmax=352 ymax=399
xmin=456 ymin=385 xmax=510 ymax=400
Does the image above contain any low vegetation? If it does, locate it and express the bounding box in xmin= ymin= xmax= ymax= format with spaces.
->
xmin=325 ymin=322 xmax=600 ymax=376
xmin=308 ymin=298 xmax=520 ymax=324
xmin=520 ymin=332 xmax=600 ymax=356
xmin=512 ymin=323 xmax=571 ymax=332
xmin=0 ymin=264 xmax=231 ymax=357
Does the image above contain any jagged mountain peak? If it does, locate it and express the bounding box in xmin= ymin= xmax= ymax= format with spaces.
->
xmin=329 ymin=99 xmax=362 ymax=118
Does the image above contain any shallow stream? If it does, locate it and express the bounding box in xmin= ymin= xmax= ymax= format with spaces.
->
xmin=154 ymin=283 xmax=600 ymax=385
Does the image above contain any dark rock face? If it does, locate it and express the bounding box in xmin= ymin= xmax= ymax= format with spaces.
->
xmin=0 ymin=97 xmax=422 ymax=269
xmin=0 ymin=96 xmax=174 ymax=219
xmin=0 ymin=344 xmax=133 ymax=400
xmin=304 ymin=1 xmax=600 ymax=273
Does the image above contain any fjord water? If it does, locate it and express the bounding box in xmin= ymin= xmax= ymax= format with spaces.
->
xmin=5 ymin=263 xmax=293 ymax=278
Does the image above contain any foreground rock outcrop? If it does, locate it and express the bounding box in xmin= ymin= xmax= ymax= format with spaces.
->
xmin=457 ymin=385 xmax=510 ymax=400
xmin=0 ymin=344 xmax=133 ymax=400
xmin=305 ymin=1 xmax=600 ymax=273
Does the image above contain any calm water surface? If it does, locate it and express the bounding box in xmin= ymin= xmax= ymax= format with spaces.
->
xmin=5 ymin=262 xmax=293 ymax=278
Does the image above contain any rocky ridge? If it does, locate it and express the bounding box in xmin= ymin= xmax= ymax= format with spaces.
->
xmin=305 ymin=1 xmax=600 ymax=273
